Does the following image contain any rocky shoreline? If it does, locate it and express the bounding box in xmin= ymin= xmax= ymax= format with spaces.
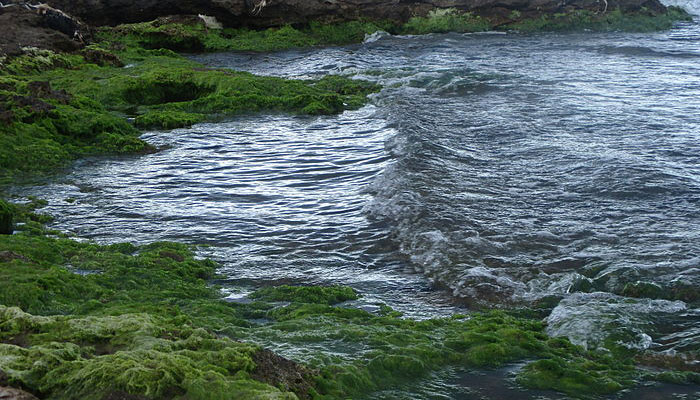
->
xmin=1 ymin=1 xmax=698 ymax=399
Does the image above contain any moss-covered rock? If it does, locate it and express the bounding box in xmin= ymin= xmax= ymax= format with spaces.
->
xmin=401 ymin=9 xmax=490 ymax=34
xmin=1 ymin=216 xmax=697 ymax=398
xmin=0 ymin=38 xmax=379 ymax=183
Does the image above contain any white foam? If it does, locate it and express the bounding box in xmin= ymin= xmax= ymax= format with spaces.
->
xmin=364 ymin=31 xmax=391 ymax=44
xmin=546 ymin=292 xmax=687 ymax=350
xmin=661 ymin=0 xmax=700 ymax=15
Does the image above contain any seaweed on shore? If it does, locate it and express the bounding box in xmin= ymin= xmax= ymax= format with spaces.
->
xmin=505 ymin=7 xmax=693 ymax=32
xmin=0 ymin=40 xmax=379 ymax=184
xmin=0 ymin=204 xmax=697 ymax=399
xmin=100 ymin=6 xmax=694 ymax=56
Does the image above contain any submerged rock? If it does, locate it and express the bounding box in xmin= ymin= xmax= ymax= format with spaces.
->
xmin=546 ymin=292 xmax=688 ymax=353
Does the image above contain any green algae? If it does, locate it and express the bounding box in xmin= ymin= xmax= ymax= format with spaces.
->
xmin=0 ymin=209 xmax=698 ymax=398
xmin=250 ymin=286 xmax=358 ymax=305
xmin=0 ymin=307 xmax=297 ymax=400
xmin=506 ymin=7 xmax=693 ymax=33
xmin=101 ymin=18 xmax=397 ymax=53
xmin=0 ymin=217 xmax=309 ymax=399
xmin=134 ymin=111 xmax=206 ymax=130
xmin=0 ymin=68 xmax=150 ymax=182
xmin=401 ymin=9 xmax=491 ymax=35
xmin=0 ymin=40 xmax=379 ymax=182
xmin=236 ymin=306 xmax=645 ymax=398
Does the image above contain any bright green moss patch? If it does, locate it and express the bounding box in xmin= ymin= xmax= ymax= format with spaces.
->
xmin=0 ymin=76 xmax=150 ymax=182
xmin=516 ymin=356 xmax=631 ymax=396
xmin=401 ymin=9 xmax=491 ymax=35
xmin=0 ymin=49 xmax=82 ymax=75
xmin=0 ymin=307 xmax=299 ymax=400
xmin=506 ymin=7 xmax=693 ymax=33
xmin=0 ymin=41 xmax=379 ymax=182
xmin=0 ymin=220 xmax=313 ymax=398
xmin=251 ymin=285 xmax=358 ymax=305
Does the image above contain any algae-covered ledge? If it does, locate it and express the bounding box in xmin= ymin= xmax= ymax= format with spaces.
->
xmin=1 ymin=0 xmax=699 ymax=399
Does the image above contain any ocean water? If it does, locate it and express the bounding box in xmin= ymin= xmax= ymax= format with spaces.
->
xmin=14 ymin=7 xmax=700 ymax=398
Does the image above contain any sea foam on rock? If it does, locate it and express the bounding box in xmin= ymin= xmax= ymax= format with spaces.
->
xmin=546 ymin=292 xmax=687 ymax=351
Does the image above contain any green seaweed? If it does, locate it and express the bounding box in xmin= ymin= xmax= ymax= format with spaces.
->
xmin=0 ymin=307 xmax=297 ymax=400
xmin=100 ymin=19 xmax=397 ymax=53
xmin=100 ymin=6 xmax=692 ymax=58
xmin=0 ymin=41 xmax=379 ymax=183
xmin=0 ymin=212 xmax=697 ymax=399
xmin=134 ymin=111 xmax=206 ymax=129
xmin=401 ymin=9 xmax=491 ymax=34
xmin=250 ymin=285 xmax=358 ymax=305
xmin=506 ymin=7 xmax=693 ymax=33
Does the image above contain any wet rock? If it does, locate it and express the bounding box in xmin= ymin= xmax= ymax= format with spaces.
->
xmin=80 ymin=48 xmax=124 ymax=67
xmin=252 ymin=348 xmax=316 ymax=399
xmin=27 ymin=81 xmax=71 ymax=104
xmin=0 ymin=386 xmax=38 ymax=400
xmin=0 ymin=251 xmax=30 ymax=263
xmin=0 ymin=108 xmax=13 ymax=125
xmin=12 ymin=95 xmax=55 ymax=120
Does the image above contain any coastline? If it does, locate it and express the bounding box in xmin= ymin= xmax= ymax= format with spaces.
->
xmin=1 ymin=1 xmax=698 ymax=399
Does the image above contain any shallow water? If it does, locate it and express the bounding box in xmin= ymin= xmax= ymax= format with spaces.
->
xmin=13 ymin=9 xmax=700 ymax=399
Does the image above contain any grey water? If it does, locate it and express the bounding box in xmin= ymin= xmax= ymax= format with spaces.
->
xmin=13 ymin=9 xmax=700 ymax=399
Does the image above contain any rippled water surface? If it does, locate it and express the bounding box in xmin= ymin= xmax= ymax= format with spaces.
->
xmin=14 ymin=9 xmax=700 ymax=399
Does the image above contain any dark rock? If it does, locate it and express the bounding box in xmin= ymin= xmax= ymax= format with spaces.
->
xmin=42 ymin=0 xmax=670 ymax=28
xmin=252 ymin=348 xmax=316 ymax=399
xmin=81 ymin=47 xmax=124 ymax=67
xmin=0 ymin=201 xmax=12 ymax=235
xmin=0 ymin=109 xmax=14 ymax=125
xmin=0 ymin=251 xmax=30 ymax=262
xmin=0 ymin=3 xmax=87 ymax=57
xmin=0 ymin=386 xmax=38 ymax=400
xmin=28 ymin=81 xmax=71 ymax=103
xmin=13 ymin=95 xmax=55 ymax=117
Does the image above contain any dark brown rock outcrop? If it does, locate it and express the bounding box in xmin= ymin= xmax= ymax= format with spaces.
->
xmin=0 ymin=3 xmax=90 ymax=57
xmin=42 ymin=0 xmax=669 ymax=28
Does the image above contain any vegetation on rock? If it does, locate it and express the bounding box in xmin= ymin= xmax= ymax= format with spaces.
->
xmin=505 ymin=7 xmax=693 ymax=32
xmin=0 ymin=205 xmax=696 ymax=399
xmin=0 ymin=37 xmax=379 ymax=184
